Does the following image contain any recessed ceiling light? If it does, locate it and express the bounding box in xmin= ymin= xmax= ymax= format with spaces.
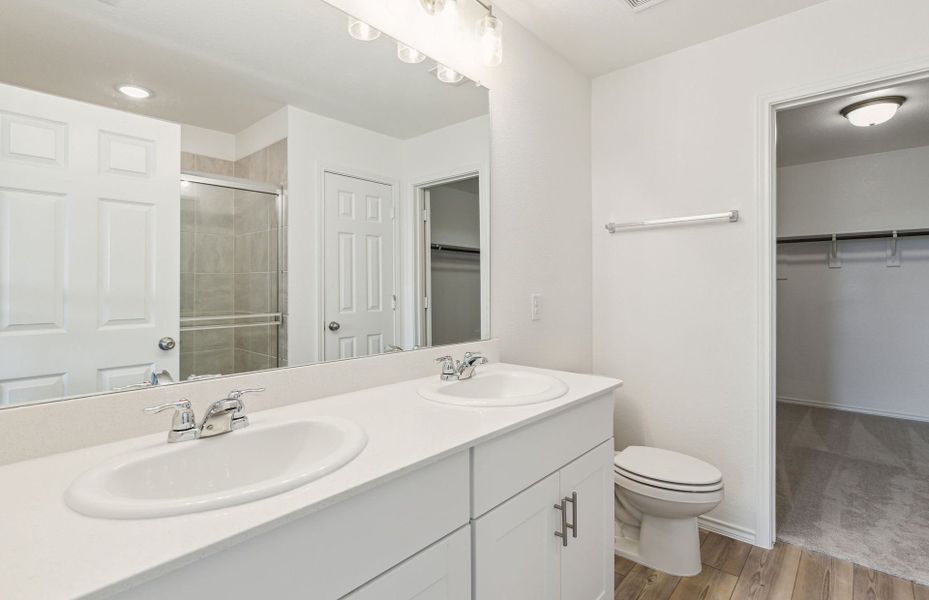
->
xmin=116 ymin=84 xmax=153 ymax=99
xmin=348 ymin=17 xmax=381 ymax=41
xmin=840 ymin=96 xmax=905 ymax=127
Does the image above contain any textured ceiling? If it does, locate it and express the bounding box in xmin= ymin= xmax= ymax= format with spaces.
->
xmin=777 ymin=78 xmax=929 ymax=166
xmin=0 ymin=0 xmax=488 ymax=137
xmin=493 ymin=0 xmax=831 ymax=76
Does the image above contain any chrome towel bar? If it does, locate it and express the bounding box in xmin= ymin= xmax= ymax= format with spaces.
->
xmin=605 ymin=210 xmax=739 ymax=234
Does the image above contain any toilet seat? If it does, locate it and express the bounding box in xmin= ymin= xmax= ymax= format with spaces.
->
xmin=614 ymin=470 xmax=725 ymax=502
xmin=614 ymin=446 xmax=722 ymax=493
xmin=614 ymin=466 xmax=724 ymax=493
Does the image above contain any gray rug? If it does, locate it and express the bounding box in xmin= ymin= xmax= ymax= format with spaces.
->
xmin=777 ymin=402 xmax=929 ymax=586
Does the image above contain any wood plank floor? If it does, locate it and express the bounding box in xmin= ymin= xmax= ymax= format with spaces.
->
xmin=615 ymin=531 xmax=929 ymax=600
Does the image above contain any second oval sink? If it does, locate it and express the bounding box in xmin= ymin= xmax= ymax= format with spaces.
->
xmin=418 ymin=367 xmax=568 ymax=407
xmin=65 ymin=417 xmax=367 ymax=519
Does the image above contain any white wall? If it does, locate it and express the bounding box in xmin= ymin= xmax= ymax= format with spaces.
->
xmin=778 ymin=145 xmax=929 ymax=237
xmin=180 ymin=124 xmax=235 ymax=161
xmin=777 ymin=238 xmax=929 ymax=421
xmin=326 ymin=0 xmax=593 ymax=373
xmin=592 ymin=0 xmax=929 ymax=543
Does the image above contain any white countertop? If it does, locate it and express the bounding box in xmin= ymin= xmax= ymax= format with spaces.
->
xmin=0 ymin=363 xmax=621 ymax=599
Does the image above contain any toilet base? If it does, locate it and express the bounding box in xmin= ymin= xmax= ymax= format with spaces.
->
xmin=614 ymin=514 xmax=703 ymax=577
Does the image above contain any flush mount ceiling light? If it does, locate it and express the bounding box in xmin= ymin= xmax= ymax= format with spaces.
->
xmin=840 ymin=96 xmax=906 ymax=127
xmin=397 ymin=43 xmax=426 ymax=64
xmin=347 ymin=16 xmax=381 ymax=41
xmin=116 ymin=84 xmax=152 ymax=99
xmin=435 ymin=64 xmax=464 ymax=84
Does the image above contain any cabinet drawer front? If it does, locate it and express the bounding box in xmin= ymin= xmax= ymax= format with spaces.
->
xmin=473 ymin=472 xmax=561 ymax=600
xmin=119 ymin=451 xmax=470 ymax=600
xmin=343 ymin=526 xmax=471 ymax=599
xmin=471 ymin=394 xmax=613 ymax=517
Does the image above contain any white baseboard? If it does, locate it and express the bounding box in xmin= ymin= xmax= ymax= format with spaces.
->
xmin=777 ymin=395 xmax=929 ymax=424
xmin=697 ymin=515 xmax=757 ymax=546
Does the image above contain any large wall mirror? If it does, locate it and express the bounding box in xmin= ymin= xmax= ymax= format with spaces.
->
xmin=0 ymin=0 xmax=490 ymax=407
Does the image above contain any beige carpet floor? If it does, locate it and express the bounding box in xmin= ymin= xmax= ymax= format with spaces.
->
xmin=776 ymin=402 xmax=929 ymax=586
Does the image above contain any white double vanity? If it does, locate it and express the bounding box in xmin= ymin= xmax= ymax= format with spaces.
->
xmin=0 ymin=363 xmax=621 ymax=599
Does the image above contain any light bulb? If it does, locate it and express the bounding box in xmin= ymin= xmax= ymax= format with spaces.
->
xmin=348 ymin=17 xmax=380 ymax=41
xmin=478 ymin=13 xmax=503 ymax=67
xmin=419 ymin=0 xmax=447 ymax=16
xmin=397 ymin=43 xmax=426 ymax=64
xmin=840 ymin=96 xmax=905 ymax=127
xmin=436 ymin=64 xmax=464 ymax=84
xmin=443 ymin=0 xmax=459 ymax=23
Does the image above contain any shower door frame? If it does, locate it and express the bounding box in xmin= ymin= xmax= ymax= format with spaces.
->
xmin=179 ymin=171 xmax=285 ymax=371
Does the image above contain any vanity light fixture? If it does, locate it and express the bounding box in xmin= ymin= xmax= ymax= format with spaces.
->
xmin=347 ymin=16 xmax=381 ymax=41
xmin=419 ymin=0 xmax=448 ymax=15
xmin=397 ymin=42 xmax=426 ymax=64
xmin=435 ymin=64 xmax=464 ymax=84
xmin=116 ymin=84 xmax=153 ymax=99
xmin=477 ymin=10 xmax=503 ymax=67
xmin=840 ymin=96 xmax=906 ymax=127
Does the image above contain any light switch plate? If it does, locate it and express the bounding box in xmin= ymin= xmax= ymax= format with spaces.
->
xmin=530 ymin=294 xmax=541 ymax=321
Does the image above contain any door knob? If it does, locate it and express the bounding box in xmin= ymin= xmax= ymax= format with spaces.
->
xmin=158 ymin=336 xmax=177 ymax=350
xmin=328 ymin=321 xmax=341 ymax=332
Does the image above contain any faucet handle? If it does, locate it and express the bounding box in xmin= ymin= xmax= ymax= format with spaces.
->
xmin=463 ymin=351 xmax=488 ymax=364
xmin=226 ymin=388 xmax=263 ymax=418
xmin=227 ymin=388 xmax=265 ymax=400
xmin=435 ymin=355 xmax=458 ymax=380
xmin=144 ymin=399 xmax=197 ymax=433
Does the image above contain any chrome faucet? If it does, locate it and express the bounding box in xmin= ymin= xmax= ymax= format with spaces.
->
xmin=457 ymin=352 xmax=488 ymax=380
xmin=434 ymin=352 xmax=488 ymax=381
xmin=144 ymin=388 xmax=264 ymax=443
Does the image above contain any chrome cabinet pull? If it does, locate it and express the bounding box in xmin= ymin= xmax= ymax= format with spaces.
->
xmin=554 ymin=498 xmax=568 ymax=547
xmin=565 ymin=492 xmax=578 ymax=538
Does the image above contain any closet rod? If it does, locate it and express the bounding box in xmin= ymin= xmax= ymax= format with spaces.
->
xmin=431 ymin=243 xmax=481 ymax=255
xmin=777 ymin=228 xmax=929 ymax=244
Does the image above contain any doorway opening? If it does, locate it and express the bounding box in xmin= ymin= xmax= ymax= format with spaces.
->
xmin=770 ymin=74 xmax=929 ymax=584
xmin=418 ymin=175 xmax=482 ymax=347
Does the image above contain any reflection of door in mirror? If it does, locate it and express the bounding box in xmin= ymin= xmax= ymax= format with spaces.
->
xmin=422 ymin=176 xmax=481 ymax=346
xmin=0 ymin=83 xmax=180 ymax=405
xmin=323 ymin=172 xmax=396 ymax=361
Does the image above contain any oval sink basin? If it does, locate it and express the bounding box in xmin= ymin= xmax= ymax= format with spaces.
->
xmin=65 ymin=417 xmax=367 ymax=519
xmin=418 ymin=368 xmax=568 ymax=407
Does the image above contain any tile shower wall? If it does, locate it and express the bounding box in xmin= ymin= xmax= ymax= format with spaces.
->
xmin=180 ymin=154 xmax=237 ymax=380
xmin=233 ymin=140 xmax=287 ymax=373
xmin=178 ymin=140 xmax=287 ymax=380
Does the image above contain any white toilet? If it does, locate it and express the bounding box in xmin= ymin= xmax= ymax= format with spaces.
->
xmin=613 ymin=446 xmax=724 ymax=576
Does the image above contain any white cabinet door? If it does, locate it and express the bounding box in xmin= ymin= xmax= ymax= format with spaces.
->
xmin=344 ymin=526 xmax=470 ymax=600
xmin=473 ymin=472 xmax=561 ymax=600
xmin=323 ymin=172 xmax=395 ymax=361
xmin=0 ymin=82 xmax=180 ymax=405
xmin=559 ymin=440 xmax=615 ymax=600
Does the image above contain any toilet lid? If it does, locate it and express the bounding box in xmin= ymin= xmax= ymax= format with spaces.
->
xmin=614 ymin=446 xmax=722 ymax=487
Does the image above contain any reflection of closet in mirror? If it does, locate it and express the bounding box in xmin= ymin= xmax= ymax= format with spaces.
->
xmin=423 ymin=176 xmax=481 ymax=346
xmin=179 ymin=143 xmax=286 ymax=380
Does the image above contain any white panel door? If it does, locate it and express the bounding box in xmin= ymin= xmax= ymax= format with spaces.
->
xmin=323 ymin=172 xmax=395 ymax=361
xmin=559 ymin=441 xmax=615 ymax=600
xmin=0 ymin=83 xmax=180 ymax=405
xmin=473 ymin=472 xmax=561 ymax=600
xmin=344 ymin=526 xmax=471 ymax=600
